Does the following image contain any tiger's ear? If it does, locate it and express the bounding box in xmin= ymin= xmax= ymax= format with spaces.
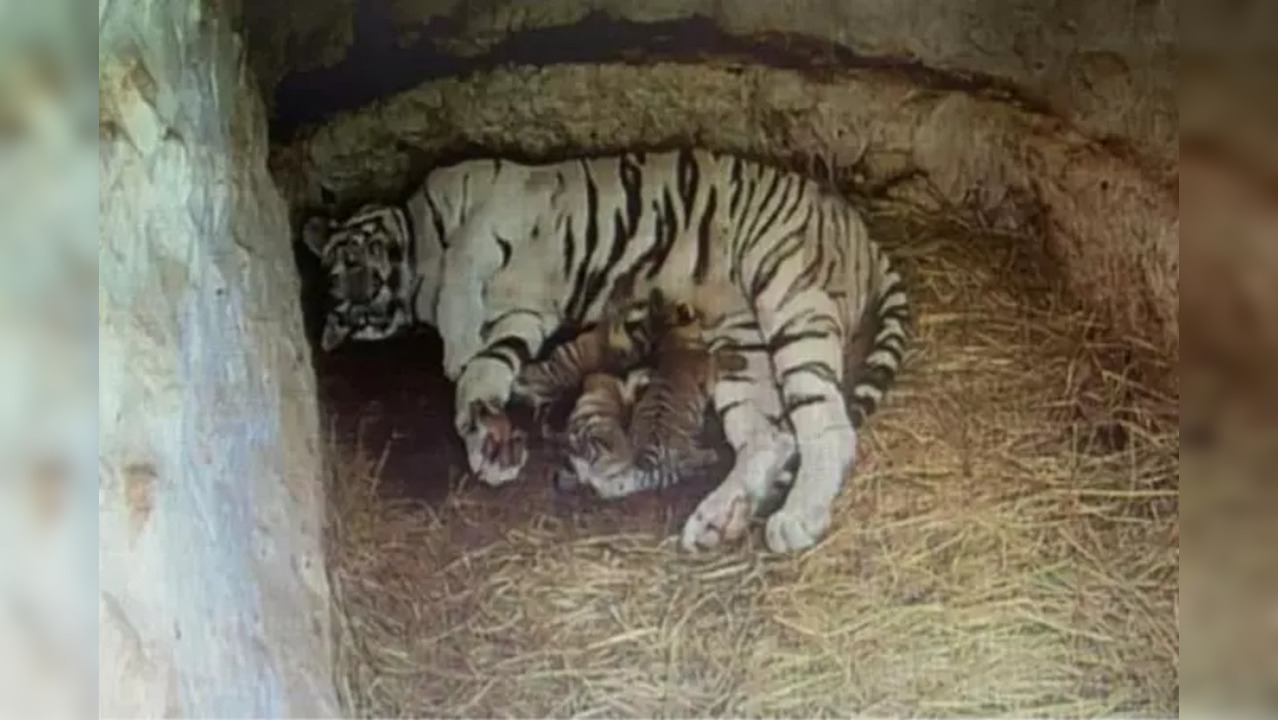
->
xmin=301 ymin=216 xmax=335 ymax=257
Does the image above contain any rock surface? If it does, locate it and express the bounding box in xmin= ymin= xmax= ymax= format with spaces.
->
xmin=94 ymin=0 xmax=337 ymax=715
xmin=251 ymin=0 xmax=1176 ymax=169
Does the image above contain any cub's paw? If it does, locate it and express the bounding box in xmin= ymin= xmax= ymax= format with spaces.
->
xmin=764 ymin=501 xmax=831 ymax=554
xmin=680 ymin=482 xmax=750 ymax=551
xmin=458 ymin=399 xmax=527 ymax=486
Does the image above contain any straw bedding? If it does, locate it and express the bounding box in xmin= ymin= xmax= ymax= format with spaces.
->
xmin=322 ymin=204 xmax=1178 ymax=718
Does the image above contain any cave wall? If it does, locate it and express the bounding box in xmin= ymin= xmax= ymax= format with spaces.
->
xmin=251 ymin=0 xmax=1176 ymax=171
xmin=98 ymin=0 xmax=337 ymax=715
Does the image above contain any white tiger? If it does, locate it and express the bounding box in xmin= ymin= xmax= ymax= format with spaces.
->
xmin=301 ymin=148 xmax=909 ymax=553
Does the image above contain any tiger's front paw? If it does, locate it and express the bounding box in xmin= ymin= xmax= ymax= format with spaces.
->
xmin=764 ymin=499 xmax=831 ymax=553
xmin=458 ymin=399 xmax=527 ymax=486
xmin=680 ymin=482 xmax=751 ymax=551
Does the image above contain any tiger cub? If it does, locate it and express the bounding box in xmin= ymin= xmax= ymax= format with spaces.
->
xmin=513 ymin=284 xmax=657 ymax=434
xmin=558 ymin=290 xmax=747 ymax=498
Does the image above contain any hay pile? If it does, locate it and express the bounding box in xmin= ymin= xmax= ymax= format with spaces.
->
xmin=324 ymin=207 xmax=1178 ymax=718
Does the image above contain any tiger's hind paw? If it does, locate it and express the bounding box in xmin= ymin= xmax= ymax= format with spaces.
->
xmin=764 ymin=502 xmax=831 ymax=553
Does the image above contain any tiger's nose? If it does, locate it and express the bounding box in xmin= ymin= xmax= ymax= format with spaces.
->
xmin=343 ymin=267 xmax=375 ymax=303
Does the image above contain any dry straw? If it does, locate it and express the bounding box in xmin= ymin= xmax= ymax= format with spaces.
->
xmin=324 ymin=205 xmax=1178 ymax=718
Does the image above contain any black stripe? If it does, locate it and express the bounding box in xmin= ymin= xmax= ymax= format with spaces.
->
xmin=475 ymin=342 xmax=521 ymax=373
xmin=644 ymin=187 xmax=680 ymax=279
xmin=728 ymin=157 xmax=745 ymax=217
xmin=737 ymin=169 xmax=783 ymax=268
xmin=611 ymin=211 xmax=631 ymax=275
xmin=855 ymin=364 xmax=897 ymax=390
xmin=818 ymin=208 xmax=841 ymax=290
xmin=479 ymin=308 xmax=542 ymax=340
xmin=865 ymin=342 xmax=904 ymax=370
xmin=475 ymin=348 xmax=518 ymax=373
xmin=748 ymin=234 xmax=800 ymax=299
xmin=488 ymin=336 xmax=533 ymax=364
xmin=784 ymin=394 xmax=830 ymax=414
xmin=422 ymin=190 xmax=447 ymax=248
xmin=566 ymin=163 xmax=605 ymax=321
xmin=582 ymin=160 xmax=601 ymax=269
xmin=599 ymin=175 xmax=629 ymax=274
xmin=776 ymin=176 xmax=807 ymax=227
xmin=692 ymin=187 xmax=716 ymax=283
xmin=676 ymin=148 xmax=699 ymax=221
xmin=493 ymin=232 xmax=513 ymax=267
xmin=769 ymin=309 xmax=820 ymax=342
xmin=732 ymin=165 xmax=765 ymax=256
xmin=788 ymin=221 xmax=825 ymax=305
xmin=567 ymin=225 xmax=593 ymax=322
xmin=744 ymin=174 xmax=796 ymax=261
xmin=768 ymin=328 xmax=835 ymax=354
xmin=879 ymin=305 xmax=911 ymax=324
xmin=620 ymin=154 xmax=642 ymax=235
xmin=850 ymin=395 xmax=879 ymax=417
xmin=562 ymin=217 xmax=577 ymax=280
xmin=779 ymin=360 xmax=840 ymax=386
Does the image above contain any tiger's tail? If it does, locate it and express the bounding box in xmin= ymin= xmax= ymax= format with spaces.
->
xmin=844 ymin=248 xmax=910 ymax=429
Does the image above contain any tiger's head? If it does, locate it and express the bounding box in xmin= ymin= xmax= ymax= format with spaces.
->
xmin=553 ymin=370 xmax=653 ymax=499
xmin=300 ymin=202 xmax=446 ymax=352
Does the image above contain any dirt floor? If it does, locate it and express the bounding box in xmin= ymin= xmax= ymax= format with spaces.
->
xmin=318 ymin=207 xmax=1178 ymax=718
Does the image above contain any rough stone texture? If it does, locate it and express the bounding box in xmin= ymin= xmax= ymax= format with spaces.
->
xmin=254 ymin=0 xmax=1176 ymax=169
xmin=98 ymin=0 xmax=338 ymax=716
xmin=241 ymin=0 xmax=353 ymax=103
xmin=273 ymin=62 xmax=1177 ymax=364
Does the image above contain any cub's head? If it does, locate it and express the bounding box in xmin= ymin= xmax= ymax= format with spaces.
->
xmin=301 ymin=204 xmax=439 ymax=352
xmin=553 ymin=371 xmax=650 ymax=499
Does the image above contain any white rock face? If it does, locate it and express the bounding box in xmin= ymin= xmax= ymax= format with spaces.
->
xmin=95 ymin=0 xmax=336 ymax=715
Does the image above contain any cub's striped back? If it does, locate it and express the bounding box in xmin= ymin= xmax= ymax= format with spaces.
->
xmin=562 ymin=291 xmax=745 ymax=498
xmin=513 ymin=282 xmax=658 ymax=428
